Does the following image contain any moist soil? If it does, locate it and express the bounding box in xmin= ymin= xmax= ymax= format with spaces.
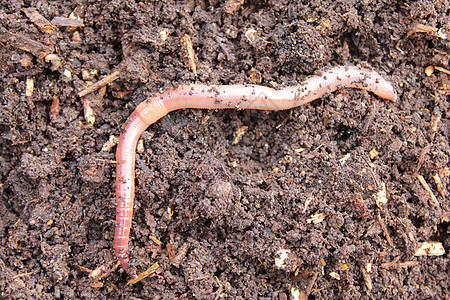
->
xmin=0 ymin=1 xmax=449 ymax=299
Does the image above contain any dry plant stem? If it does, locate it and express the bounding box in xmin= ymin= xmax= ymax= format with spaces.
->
xmin=78 ymin=70 xmax=120 ymax=97
xmin=115 ymin=66 xmax=397 ymax=276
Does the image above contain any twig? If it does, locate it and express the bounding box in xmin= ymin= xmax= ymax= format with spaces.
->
xmin=377 ymin=214 xmax=393 ymax=247
xmin=78 ymin=70 xmax=120 ymax=97
xmin=360 ymin=265 xmax=372 ymax=290
xmin=305 ymin=271 xmax=319 ymax=296
xmin=214 ymin=277 xmax=224 ymax=300
xmin=127 ymin=262 xmax=160 ymax=285
xmin=417 ymin=174 xmax=439 ymax=206
xmin=380 ymin=255 xmax=401 ymax=269
xmin=414 ymin=144 xmax=432 ymax=176
xmin=434 ymin=66 xmax=450 ymax=75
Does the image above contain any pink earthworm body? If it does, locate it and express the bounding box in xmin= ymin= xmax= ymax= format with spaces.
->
xmin=114 ymin=65 xmax=397 ymax=276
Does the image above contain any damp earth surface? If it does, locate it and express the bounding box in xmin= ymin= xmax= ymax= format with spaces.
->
xmin=0 ymin=1 xmax=449 ymax=299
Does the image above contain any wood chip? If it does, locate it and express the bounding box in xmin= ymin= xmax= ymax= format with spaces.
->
xmin=407 ymin=23 xmax=447 ymax=40
xmin=274 ymin=249 xmax=291 ymax=269
xmin=307 ymin=212 xmax=327 ymax=224
xmin=51 ymin=16 xmax=84 ymax=28
xmin=101 ymin=135 xmax=119 ymax=152
xmin=414 ymin=241 xmax=445 ymax=256
xmin=360 ymin=265 xmax=372 ymax=290
xmin=149 ymin=235 xmax=162 ymax=245
xmin=224 ymin=0 xmax=245 ymax=14
xmin=425 ymin=65 xmax=435 ymax=76
xmin=320 ymin=258 xmax=326 ymax=275
xmin=136 ymin=139 xmax=144 ymax=154
xmin=127 ymin=262 xmax=160 ymax=285
xmin=232 ymin=126 xmax=248 ymax=144
xmin=181 ymin=35 xmax=197 ymax=76
xmin=249 ymin=68 xmax=262 ymax=84
xmin=417 ymin=174 xmax=439 ymax=206
xmin=87 ymin=260 xmax=120 ymax=283
xmin=396 ymin=261 xmax=419 ymax=267
xmin=49 ymin=97 xmax=60 ymax=122
xmin=90 ymin=281 xmax=103 ymax=288
xmin=294 ymin=148 xmax=306 ymax=154
xmin=339 ymin=153 xmax=350 ymax=165
xmin=291 ymin=287 xmax=301 ymax=300
xmin=159 ymin=29 xmax=170 ymax=41
xmin=374 ymin=182 xmax=387 ymax=208
xmin=63 ymin=69 xmax=72 ymax=79
xmin=167 ymin=243 xmax=175 ymax=262
xmin=113 ymin=90 xmax=133 ymax=99
xmin=19 ymin=54 xmax=32 ymax=67
xmin=369 ymin=148 xmax=379 ymax=159
xmin=83 ymin=98 xmax=95 ymax=126
xmin=245 ymin=28 xmax=258 ymax=44
xmin=45 ymin=54 xmax=62 ymax=71
xmin=329 ymin=271 xmax=340 ymax=280
xmin=89 ymin=264 xmax=108 ymax=279
xmin=432 ymin=173 xmax=446 ymax=200
xmin=72 ymin=31 xmax=81 ymax=42
xmin=201 ymin=115 xmax=210 ymax=124
xmin=23 ymin=7 xmax=56 ymax=33
xmin=25 ymin=78 xmax=34 ymax=97
xmin=440 ymin=167 xmax=450 ymax=178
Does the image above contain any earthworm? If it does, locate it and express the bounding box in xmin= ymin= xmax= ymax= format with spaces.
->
xmin=114 ymin=65 xmax=397 ymax=276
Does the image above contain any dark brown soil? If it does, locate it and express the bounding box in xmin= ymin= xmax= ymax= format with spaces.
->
xmin=1 ymin=1 xmax=449 ymax=299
